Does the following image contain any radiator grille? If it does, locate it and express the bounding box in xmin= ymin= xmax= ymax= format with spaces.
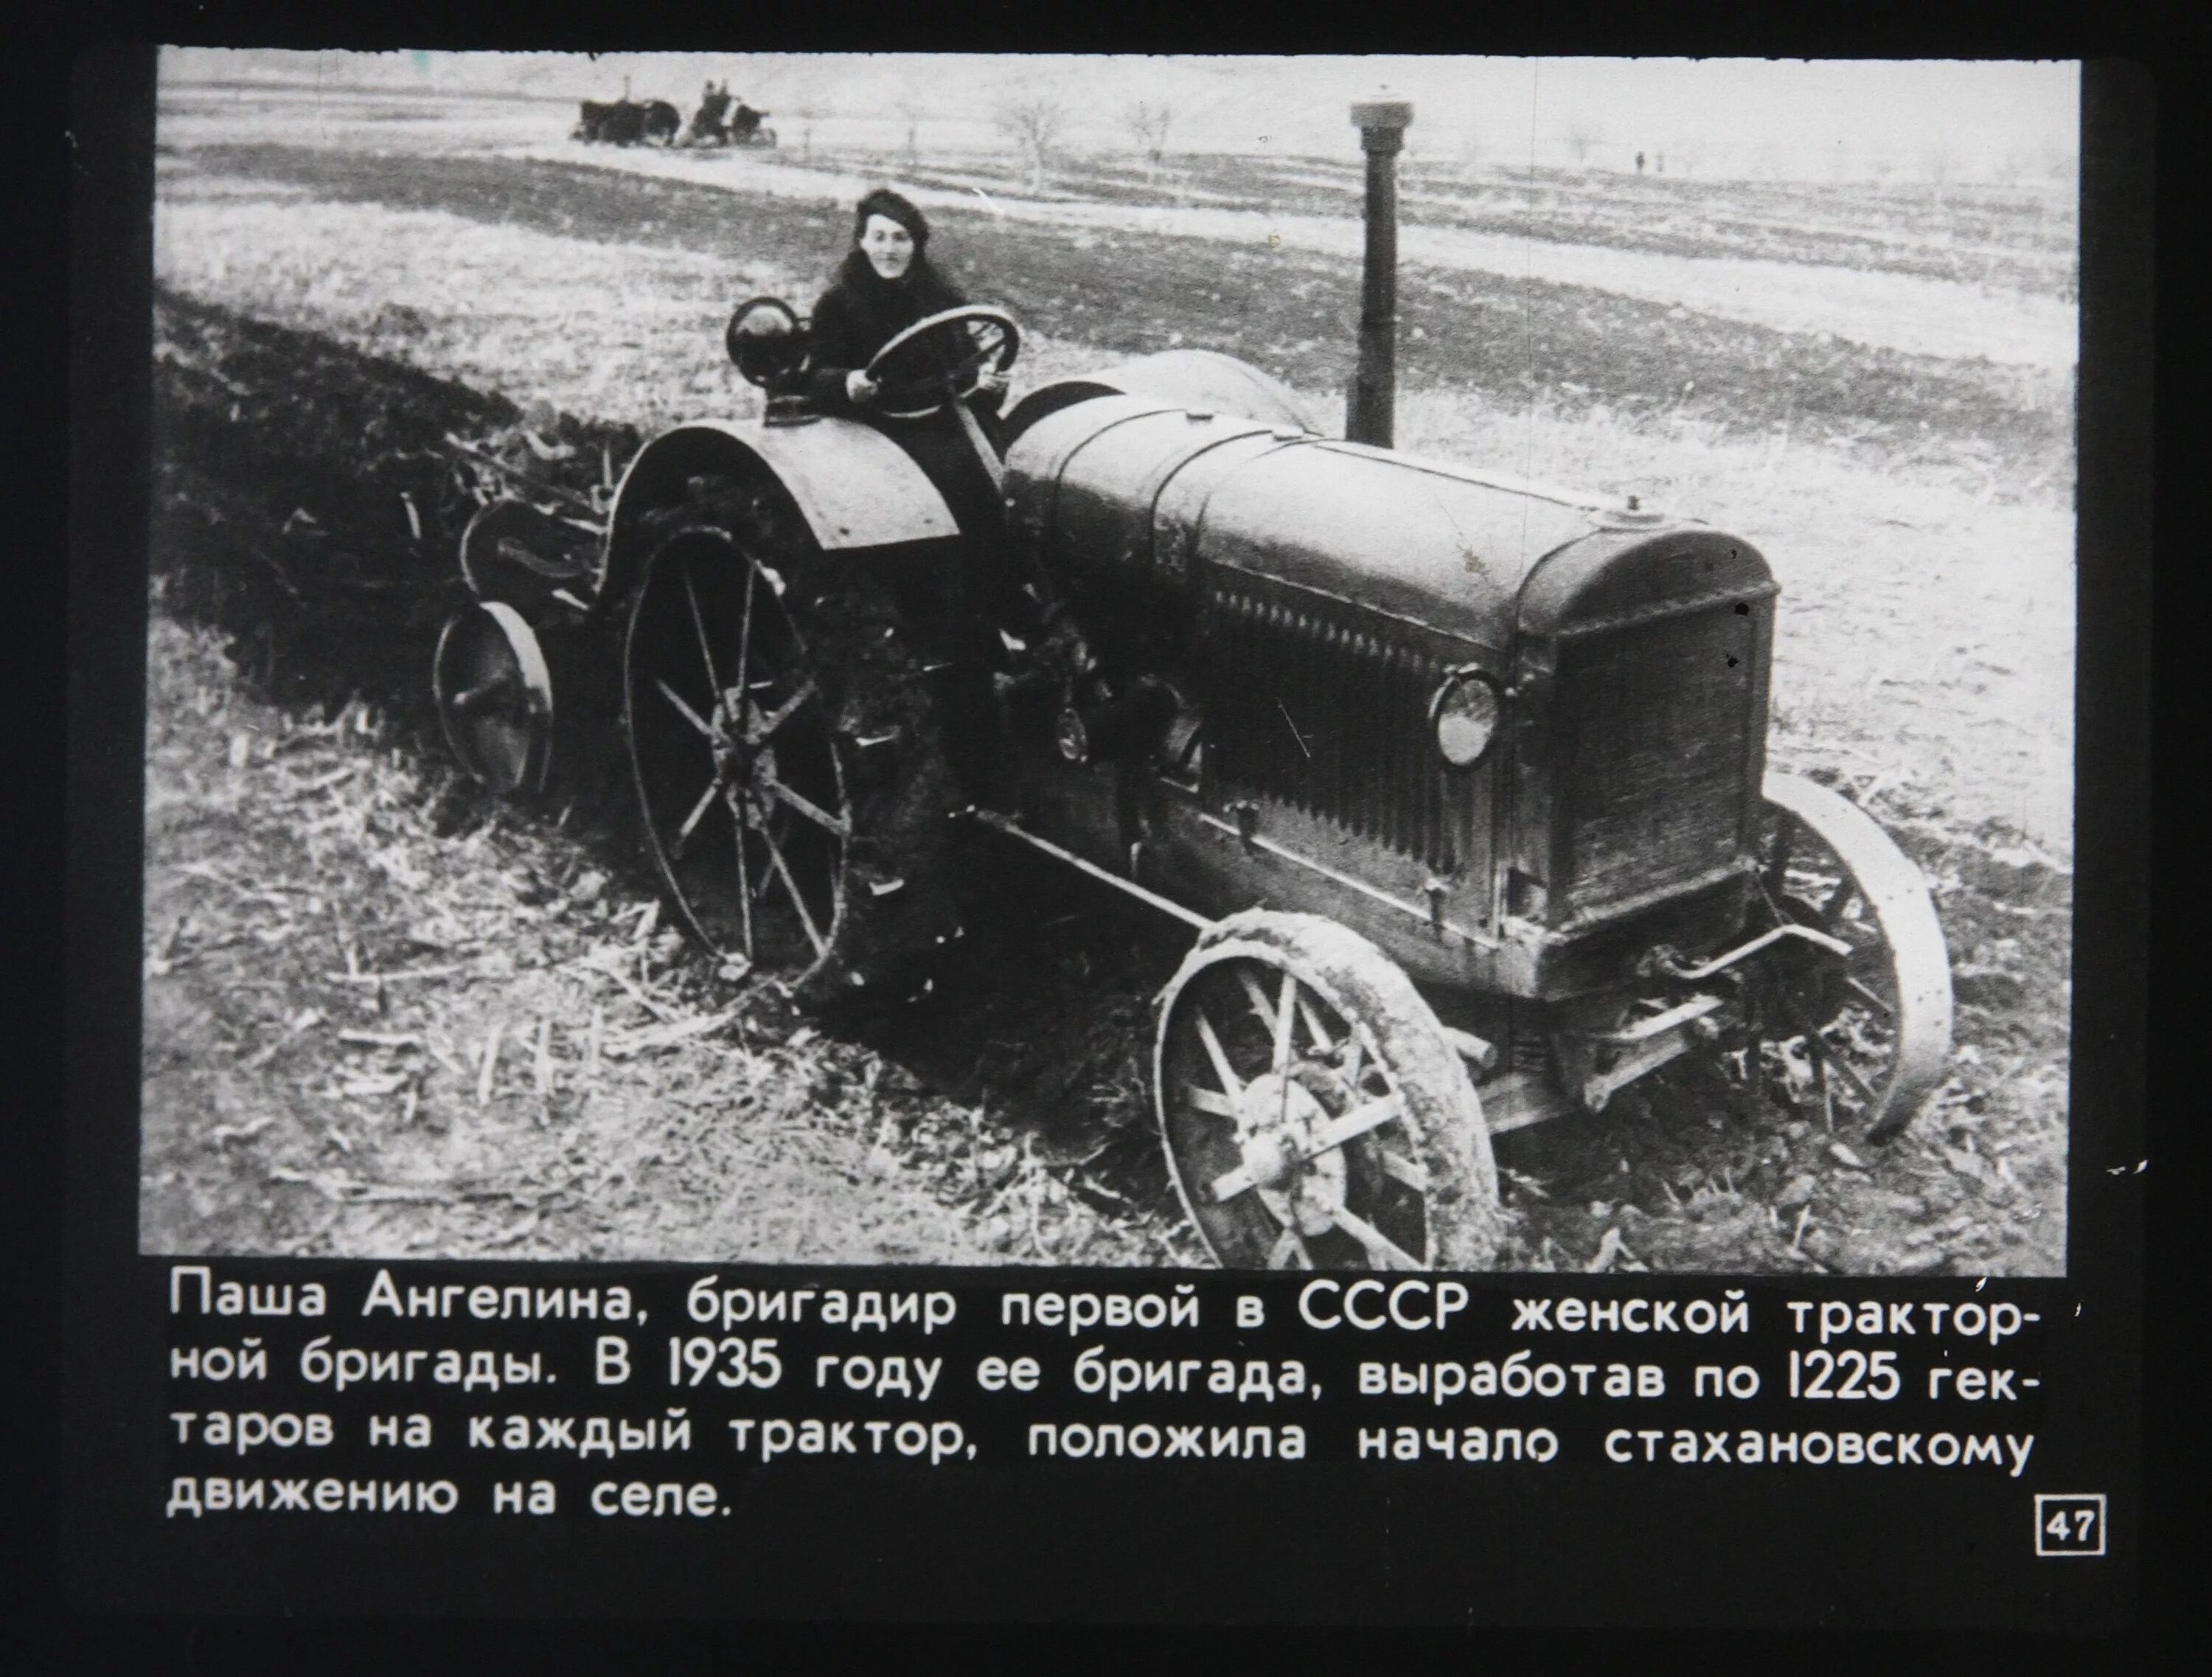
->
xmin=1206 ymin=583 xmax=1459 ymax=872
xmin=1553 ymin=600 xmax=1758 ymax=914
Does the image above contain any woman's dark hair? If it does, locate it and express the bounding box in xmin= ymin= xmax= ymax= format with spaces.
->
xmin=852 ymin=187 xmax=931 ymax=251
xmin=825 ymin=184 xmax=963 ymax=318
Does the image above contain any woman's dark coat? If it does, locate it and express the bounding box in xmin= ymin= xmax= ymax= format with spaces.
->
xmin=802 ymin=249 xmax=1003 ymax=425
xmin=798 ymin=241 xmax=1021 ymax=798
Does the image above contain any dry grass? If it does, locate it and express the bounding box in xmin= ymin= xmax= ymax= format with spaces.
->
xmin=156 ymin=192 xmax=788 ymax=434
xmin=141 ymin=611 xmax=1194 ymax=1263
xmin=501 ymin=140 xmax=2077 ymax=369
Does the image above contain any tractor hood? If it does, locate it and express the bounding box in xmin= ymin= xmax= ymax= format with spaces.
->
xmin=1004 ymin=393 xmax=1768 ymax=649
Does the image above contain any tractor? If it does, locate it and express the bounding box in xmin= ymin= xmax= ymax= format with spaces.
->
xmin=435 ymin=116 xmax=1952 ymax=1271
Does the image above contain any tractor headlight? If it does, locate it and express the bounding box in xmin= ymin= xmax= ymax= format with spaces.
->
xmin=725 ymin=296 xmax=807 ymax=387
xmin=1430 ymin=668 xmax=1502 ymax=769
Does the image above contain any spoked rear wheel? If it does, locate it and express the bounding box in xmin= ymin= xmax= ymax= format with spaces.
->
xmin=1155 ymin=912 xmax=1504 ymax=1271
xmin=620 ymin=486 xmax=967 ymax=1007
xmin=624 ymin=527 xmax=847 ymax=979
xmin=1746 ymin=773 xmax=1954 ymax=1141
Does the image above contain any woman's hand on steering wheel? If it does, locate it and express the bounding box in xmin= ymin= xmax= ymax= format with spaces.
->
xmin=845 ymin=369 xmax=882 ymax=406
xmin=863 ymin=307 xmax=1021 ymax=420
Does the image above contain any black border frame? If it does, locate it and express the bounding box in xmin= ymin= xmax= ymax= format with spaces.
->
xmin=26 ymin=4 xmax=2192 ymax=1657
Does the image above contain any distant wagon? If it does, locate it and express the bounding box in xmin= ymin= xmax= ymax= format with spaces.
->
xmin=729 ymin=103 xmax=775 ymax=147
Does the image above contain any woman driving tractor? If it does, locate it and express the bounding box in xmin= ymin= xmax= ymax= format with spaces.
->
xmin=799 ymin=187 xmax=1027 ymax=802
xmin=803 ymin=187 xmax=1010 ymax=424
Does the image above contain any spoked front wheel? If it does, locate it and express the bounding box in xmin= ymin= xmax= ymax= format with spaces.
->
xmin=1745 ymin=773 xmax=1954 ymax=1141
xmin=1155 ymin=912 xmax=1504 ymax=1271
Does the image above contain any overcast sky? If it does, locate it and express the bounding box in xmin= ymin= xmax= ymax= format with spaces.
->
xmin=167 ymin=52 xmax=2079 ymax=178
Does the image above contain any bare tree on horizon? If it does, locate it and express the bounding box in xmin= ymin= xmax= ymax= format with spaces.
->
xmin=896 ymin=96 xmax=927 ymax=170
xmin=1124 ymin=99 xmax=1174 ymax=187
xmin=995 ymin=88 xmax=1069 ymax=194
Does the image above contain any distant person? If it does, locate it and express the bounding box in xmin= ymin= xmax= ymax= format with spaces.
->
xmin=689 ymin=80 xmax=732 ymax=145
xmin=1636 ymin=150 xmax=1646 ymax=174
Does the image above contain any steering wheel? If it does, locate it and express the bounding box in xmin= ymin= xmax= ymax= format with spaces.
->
xmin=863 ymin=305 xmax=1021 ymax=421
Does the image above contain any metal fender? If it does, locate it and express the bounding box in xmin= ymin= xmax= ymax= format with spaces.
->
xmin=604 ymin=417 xmax=959 ymax=588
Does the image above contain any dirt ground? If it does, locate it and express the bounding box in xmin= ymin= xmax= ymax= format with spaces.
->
xmin=138 ymin=91 xmax=2076 ymax=1274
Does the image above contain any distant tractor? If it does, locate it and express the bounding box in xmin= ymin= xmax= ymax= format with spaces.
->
xmin=443 ymin=101 xmax=1954 ymax=1271
xmin=573 ymin=97 xmax=682 ymax=147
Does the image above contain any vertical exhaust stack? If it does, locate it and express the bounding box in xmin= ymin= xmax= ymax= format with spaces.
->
xmin=1347 ymin=96 xmax=1413 ymax=448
